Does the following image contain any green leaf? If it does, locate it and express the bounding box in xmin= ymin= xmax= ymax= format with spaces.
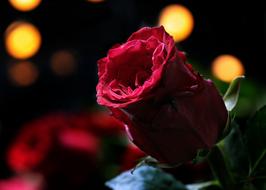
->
xmin=223 ymin=123 xmax=250 ymax=178
xmin=223 ymin=76 xmax=245 ymax=111
xmin=132 ymin=156 xmax=181 ymax=173
xmin=245 ymin=106 xmax=266 ymax=177
xmin=219 ymin=114 xmax=232 ymax=140
xmin=214 ymin=106 xmax=266 ymax=189
xmin=207 ymin=145 xmax=236 ymax=189
xmin=105 ymin=165 xmax=187 ymax=190
xmin=186 ymin=181 xmax=221 ymax=190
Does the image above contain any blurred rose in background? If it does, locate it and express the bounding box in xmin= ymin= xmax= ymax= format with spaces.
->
xmin=4 ymin=111 xmax=147 ymax=189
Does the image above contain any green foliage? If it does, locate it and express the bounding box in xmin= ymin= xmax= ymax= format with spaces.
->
xmin=245 ymin=106 xmax=266 ymax=177
xmin=192 ymin=149 xmax=210 ymax=164
xmin=223 ymin=76 xmax=245 ymax=111
xmin=223 ymin=123 xmax=250 ymax=177
xmin=245 ymin=106 xmax=266 ymax=189
xmin=216 ymin=106 xmax=266 ymax=189
xmin=133 ymin=156 xmax=181 ymax=172
xmin=106 ymin=165 xmax=187 ymax=190
xmin=186 ymin=181 xmax=222 ymax=190
xmin=208 ymin=145 xmax=236 ymax=190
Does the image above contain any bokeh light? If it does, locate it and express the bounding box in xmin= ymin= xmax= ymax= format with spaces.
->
xmin=9 ymin=0 xmax=42 ymax=12
xmin=212 ymin=54 xmax=245 ymax=82
xmin=158 ymin=4 xmax=194 ymax=42
xmin=87 ymin=0 xmax=104 ymax=3
xmin=5 ymin=21 xmax=42 ymax=60
xmin=50 ymin=50 xmax=77 ymax=76
xmin=8 ymin=61 xmax=39 ymax=87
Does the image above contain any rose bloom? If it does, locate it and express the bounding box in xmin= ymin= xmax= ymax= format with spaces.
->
xmin=96 ymin=26 xmax=228 ymax=164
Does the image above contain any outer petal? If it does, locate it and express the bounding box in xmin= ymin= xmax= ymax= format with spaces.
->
xmin=97 ymin=34 xmax=173 ymax=108
xmin=111 ymin=79 xmax=228 ymax=164
xmin=127 ymin=26 xmax=173 ymax=46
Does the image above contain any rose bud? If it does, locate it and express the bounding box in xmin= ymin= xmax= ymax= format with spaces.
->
xmin=96 ymin=26 xmax=228 ymax=164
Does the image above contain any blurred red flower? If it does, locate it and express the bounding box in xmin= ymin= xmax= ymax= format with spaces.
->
xmin=58 ymin=128 xmax=99 ymax=154
xmin=0 ymin=174 xmax=43 ymax=190
xmin=87 ymin=112 xmax=125 ymax=135
xmin=7 ymin=114 xmax=71 ymax=172
xmin=6 ymin=111 xmax=125 ymax=189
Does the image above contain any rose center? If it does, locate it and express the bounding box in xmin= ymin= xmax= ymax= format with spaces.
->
xmin=108 ymin=41 xmax=157 ymax=94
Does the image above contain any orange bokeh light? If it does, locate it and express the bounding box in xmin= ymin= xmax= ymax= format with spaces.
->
xmin=50 ymin=50 xmax=77 ymax=76
xmin=212 ymin=55 xmax=245 ymax=82
xmin=8 ymin=61 xmax=39 ymax=87
xmin=9 ymin=0 xmax=42 ymax=12
xmin=5 ymin=21 xmax=42 ymax=60
xmin=159 ymin=4 xmax=194 ymax=42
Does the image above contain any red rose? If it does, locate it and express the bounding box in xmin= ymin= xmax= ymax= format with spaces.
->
xmin=96 ymin=26 xmax=228 ymax=164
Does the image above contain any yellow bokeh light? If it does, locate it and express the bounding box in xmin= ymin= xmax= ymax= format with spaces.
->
xmin=212 ymin=55 xmax=245 ymax=82
xmin=50 ymin=50 xmax=77 ymax=76
xmin=9 ymin=0 xmax=41 ymax=12
xmin=159 ymin=4 xmax=194 ymax=42
xmin=5 ymin=21 xmax=42 ymax=60
xmin=8 ymin=61 xmax=39 ymax=87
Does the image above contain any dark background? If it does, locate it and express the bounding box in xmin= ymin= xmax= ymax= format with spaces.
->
xmin=0 ymin=0 xmax=263 ymax=178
